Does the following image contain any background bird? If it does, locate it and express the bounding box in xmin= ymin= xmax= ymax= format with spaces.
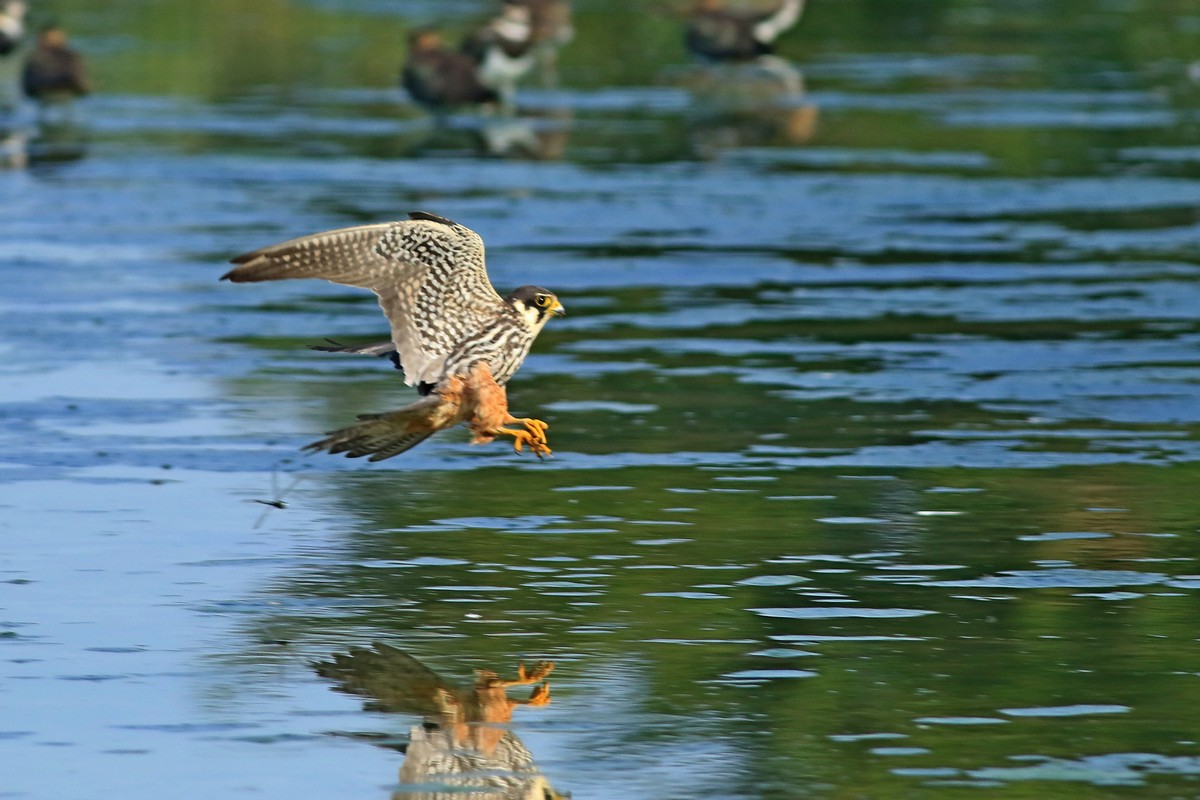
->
xmin=222 ymin=211 xmax=564 ymax=462
xmin=460 ymin=1 xmax=537 ymax=108
xmin=22 ymin=23 xmax=90 ymax=104
xmin=0 ymin=0 xmax=28 ymax=112
xmin=402 ymin=4 xmax=537 ymax=113
xmin=402 ymin=28 xmax=500 ymax=110
xmin=685 ymin=0 xmax=804 ymax=62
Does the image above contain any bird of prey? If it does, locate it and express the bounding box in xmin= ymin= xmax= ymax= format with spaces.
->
xmin=685 ymin=0 xmax=805 ymax=62
xmin=222 ymin=211 xmax=564 ymax=462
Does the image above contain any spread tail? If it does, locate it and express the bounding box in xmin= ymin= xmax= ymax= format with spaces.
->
xmin=304 ymin=397 xmax=444 ymax=461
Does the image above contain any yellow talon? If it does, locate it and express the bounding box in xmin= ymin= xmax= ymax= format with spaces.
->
xmin=496 ymin=417 xmax=552 ymax=458
xmin=526 ymin=682 xmax=551 ymax=707
xmin=514 ymin=417 xmax=548 ymax=443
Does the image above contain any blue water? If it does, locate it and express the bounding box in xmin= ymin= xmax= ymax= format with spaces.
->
xmin=3 ymin=1 xmax=1200 ymax=798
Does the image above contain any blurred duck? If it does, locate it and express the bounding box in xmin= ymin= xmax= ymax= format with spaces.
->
xmin=402 ymin=3 xmax=537 ymax=113
xmin=0 ymin=0 xmax=25 ymax=57
xmin=460 ymin=0 xmax=536 ymax=107
xmin=0 ymin=0 xmax=28 ymax=111
xmin=685 ymin=0 xmax=804 ymax=62
xmin=22 ymin=24 xmax=89 ymax=104
xmin=402 ymin=28 xmax=500 ymax=110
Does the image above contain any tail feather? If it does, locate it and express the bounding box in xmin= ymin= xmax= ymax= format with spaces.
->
xmin=304 ymin=398 xmax=444 ymax=461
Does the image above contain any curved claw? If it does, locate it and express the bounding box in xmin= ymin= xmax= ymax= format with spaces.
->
xmin=526 ymin=682 xmax=551 ymax=707
xmin=497 ymin=417 xmax=552 ymax=458
xmin=510 ymin=417 xmax=549 ymax=444
xmin=498 ymin=426 xmax=553 ymax=458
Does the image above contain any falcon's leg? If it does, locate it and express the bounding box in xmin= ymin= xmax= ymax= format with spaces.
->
xmin=465 ymin=363 xmax=553 ymax=458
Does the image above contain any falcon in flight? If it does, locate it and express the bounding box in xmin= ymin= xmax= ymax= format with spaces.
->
xmin=222 ymin=212 xmax=564 ymax=461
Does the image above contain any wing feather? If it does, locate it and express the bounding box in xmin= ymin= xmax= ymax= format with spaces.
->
xmin=223 ymin=223 xmax=395 ymax=287
xmin=223 ymin=213 xmax=507 ymax=388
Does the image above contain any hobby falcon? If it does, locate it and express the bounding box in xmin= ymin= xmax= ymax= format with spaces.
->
xmin=222 ymin=211 xmax=564 ymax=461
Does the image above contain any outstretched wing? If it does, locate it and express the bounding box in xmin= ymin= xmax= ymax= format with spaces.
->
xmin=223 ymin=212 xmax=507 ymax=388
xmin=314 ymin=642 xmax=461 ymax=716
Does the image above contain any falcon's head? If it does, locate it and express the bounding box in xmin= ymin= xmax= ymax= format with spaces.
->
xmin=507 ymin=285 xmax=565 ymax=331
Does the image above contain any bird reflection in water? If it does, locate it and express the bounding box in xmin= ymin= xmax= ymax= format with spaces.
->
xmin=395 ymin=109 xmax=571 ymax=161
xmin=676 ymin=0 xmax=815 ymax=156
xmin=683 ymin=59 xmax=817 ymax=157
xmin=315 ymin=643 xmax=566 ymax=800
xmin=0 ymin=113 xmax=88 ymax=167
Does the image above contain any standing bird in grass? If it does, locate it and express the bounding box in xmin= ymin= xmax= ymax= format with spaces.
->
xmin=685 ymin=0 xmax=804 ymax=62
xmin=222 ymin=212 xmax=564 ymax=462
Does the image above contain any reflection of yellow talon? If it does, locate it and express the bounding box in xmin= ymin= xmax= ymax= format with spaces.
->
xmin=527 ymin=682 xmax=551 ymax=707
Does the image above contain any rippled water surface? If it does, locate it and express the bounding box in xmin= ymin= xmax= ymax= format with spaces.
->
xmin=3 ymin=1 xmax=1200 ymax=798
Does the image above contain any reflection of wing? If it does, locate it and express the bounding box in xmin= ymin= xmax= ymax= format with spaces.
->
xmin=223 ymin=212 xmax=507 ymax=388
xmin=313 ymin=642 xmax=460 ymax=717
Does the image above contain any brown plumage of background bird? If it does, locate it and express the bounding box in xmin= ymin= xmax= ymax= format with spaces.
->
xmin=401 ymin=28 xmax=501 ymax=110
xmin=21 ymin=23 xmax=89 ymax=102
xmin=222 ymin=212 xmax=564 ymax=462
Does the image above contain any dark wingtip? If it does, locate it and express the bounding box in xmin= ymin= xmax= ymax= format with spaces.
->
xmin=221 ymin=251 xmax=257 ymax=281
xmin=408 ymin=210 xmax=457 ymax=226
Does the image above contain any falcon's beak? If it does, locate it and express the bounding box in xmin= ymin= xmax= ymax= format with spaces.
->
xmin=552 ymin=300 xmax=565 ymax=317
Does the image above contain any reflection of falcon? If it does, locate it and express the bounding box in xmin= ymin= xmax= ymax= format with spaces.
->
xmin=314 ymin=644 xmax=563 ymax=800
xmin=222 ymin=211 xmax=564 ymax=461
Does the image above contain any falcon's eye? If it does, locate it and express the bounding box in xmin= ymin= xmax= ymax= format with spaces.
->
xmin=534 ymin=294 xmax=551 ymax=308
